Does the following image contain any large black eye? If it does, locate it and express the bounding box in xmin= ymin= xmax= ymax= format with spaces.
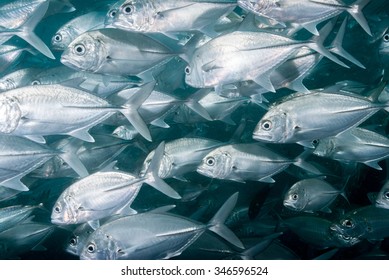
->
xmin=109 ymin=9 xmax=117 ymax=18
xmin=206 ymin=157 xmax=215 ymax=166
xmin=384 ymin=191 xmax=389 ymax=199
xmin=122 ymin=4 xmax=133 ymax=14
xmin=312 ymin=139 xmax=319 ymax=145
xmin=87 ymin=243 xmax=96 ymax=253
xmin=184 ymin=66 xmax=191 ymax=74
xmin=54 ymin=204 xmax=61 ymax=213
xmin=261 ymin=120 xmax=272 ymax=131
xmin=341 ymin=219 xmax=353 ymax=228
xmin=69 ymin=237 xmax=77 ymax=246
xmin=291 ymin=193 xmax=298 ymax=200
xmin=54 ymin=34 xmax=62 ymax=42
xmin=384 ymin=33 xmax=389 ymax=42
xmin=74 ymin=44 xmax=86 ymax=55
xmin=31 ymin=80 xmax=40 ymax=86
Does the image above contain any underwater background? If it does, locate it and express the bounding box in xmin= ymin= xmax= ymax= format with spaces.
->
xmin=0 ymin=0 xmax=388 ymax=260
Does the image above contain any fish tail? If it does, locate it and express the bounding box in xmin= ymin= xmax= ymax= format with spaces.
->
xmin=207 ymin=192 xmax=244 ymax=249
xmin=185 ymin=89 xmax=212 ymax=121
xmin=12 ymin=1 xmax=55 ymax=59
xmin=118 ymin=82 xmax=154 ymax=142
xmin=293 ymin=149 xmax=322 ymax=175
xmin=143 ymin=141 xmax=181 ymax=199
xmin=57 ymin=138 xmax=89 ymax=178
xmin=347 ymin=0 xmax=372 ymax=36
xmin=307 ymin=20 xmax=350 ymax=68
xmin=330 ymin=17 xmax=365 ymax=69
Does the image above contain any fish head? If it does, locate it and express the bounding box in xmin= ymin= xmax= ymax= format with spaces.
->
xmin=375 ymin=182 xmax=389 ymax=209
xmin=329 ymin=214 xmax=366 ymax=241
xmin=51 ymin=26 xmax=78 ymax=51
xmin=0 ymin=96 xmax=21 ymax=134
xmin=378 ymin=30 xmax=389 ymax=57
xmin=312 ymin=138 xmax=335 ymax=158
xmin=283 ymin=184 xmax=308 ymax=211
xmin=330 ymin=231 xmax=362 ymax=247
xmin=111 ymin=0 xmax=151 ymax=32
xmin=80 ymin=230 xmax=120 ymax=260
xmin=60 ymin=32 xmax=106 ymax=72
xmin=197 ymin=149 xmax=233 ymax=179
xmin=252 ymin=109 xmax=290 ymax=143
xmin=65 ymin=223 xmax=94 ymax=256
xmin=51 ymin=191 xmax=79 ymax=225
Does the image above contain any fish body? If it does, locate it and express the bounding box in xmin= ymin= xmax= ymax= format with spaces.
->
xmin=283 ymin=178 xmax=343 ymax=213
xmin=313 ymin=127 xmax=389 ymax=170
xmin=60 ymin=28 xmax=177 ymax=80
xmin=237 ymin=0 xmax=371 ymax=36
xmin=0 ymin=83 xmax=151 ymax=142
xmin=185 ymin=29 xmax=347 ymax=92
xmin=140 ymin=137 xmax=222 ymax=179
xmin=110 ymin=0 xmax=237 ymax=36
xmin=0 ymin=204 xmax=39 ymax=233
xmin=80 ymin=192 xmax=243 ymax=260
xmin=197 ymin=143 xmax=304 ymax=183
xmin=253 ymin=88 xmax=388 ymax=146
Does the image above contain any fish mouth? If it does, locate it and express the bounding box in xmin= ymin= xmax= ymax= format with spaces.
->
xmin=252 ymin=132 xmax=272 ymax=142
xmin=196 ymin=165 xmax=211 ymax=177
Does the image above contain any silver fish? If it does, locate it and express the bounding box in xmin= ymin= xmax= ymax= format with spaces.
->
xmin=51 ymin=142 xmax=181 ymax=228
xmin=184 ymin=28 xmax=348 ymax=93
xmin=237 ymin=0 xmax=372 ymax=36
xmin=283 ymin=178 xmax=345 ymax=213
xmin=313 ymin=127 xmax=389 ymax=170
xmin=252 ymin=84 xmax=388 ymax=147
xmin=0 ymin=0 xmax=55 ymax=59
xmin=0 ymin=68 xmax=43 ymax=92
xmin=197 ymin=143 xmax=319 ymax=183
xmin=110 ymin=0 xmax=237 ymax=37
xmin=65 ymin=222 xmax=95 ymax=256
xmin=51 ymin=11 xmax=106 ymax=51
xmin=0 ymin=83 xmax=151 ymax=142
xmin=0 ymin=134 xmax=87 ymax=191
xmin=60 ymin=28 xmax=178 ymax=81
xmin=80 ymin=192 xmax=243 ymax=260
xmin=0 ymin=204 xmax=41 ymax=233
xmin=140 ymin=137 xmax=222 ymax=180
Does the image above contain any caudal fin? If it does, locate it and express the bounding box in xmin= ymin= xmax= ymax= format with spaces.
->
xmin=348 ymin=0 xmax=372 ymax=36
xmin=208 ymin=192 xmax=244 ymax=249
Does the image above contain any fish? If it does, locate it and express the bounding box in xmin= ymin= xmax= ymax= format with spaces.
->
xmin=184 ymin=25 xmax=350 ymax=93
xmin=60 ymin=28 xmax=179 ymax=82
xmin=110 ymin=0 xmax=237 ymax=37
xmin=0 ymin=83 xmax=152 ymax=142
xmin=252 ymin=83 xmax=388 ymax=147
xmin=197 ymin=143 xmax=319 ymax=183
xmin=330 ymin=205 xmax=389 ymax=242
xmin=374 ymin=180 xmax=389 ymax=209
xmin=140 ymin=137 xmax=222 ymax=180
xmin=283 ymin=178 xmax=346 ymax=213
xmin=0 ymin=204 xmax=41 ymax=233
xmin=79 ymin=192 xmax=243 ymax=260
xmin=0 ymin=0 xmax=55 ymax=59
xmin=51 ymin=142 xmax=181 ymax=228
xmin=51 ymin=11 xmax=106 ymax=51
xmin=0 ymin=68 xmax=43 ymax=92
xmin=65 ymin=222 xmax=95 ymax=256
xmin=237 ymin=0 xmax=372 ymax=36
xmin=312 ymin=127 xmax=389 ymax=170
xmin=0 ymin=134 xmax=88 ymax=191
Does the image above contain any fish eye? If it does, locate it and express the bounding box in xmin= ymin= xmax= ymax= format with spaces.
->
xmin=87 ymin=243 xmax=96 ymax=253
xmin=69 ymin=237 xmax=77 ymax=246
xmin=342 ymin=235 xmax=351 ymax=240
xmin=74 ymin=44 xmax=86 ymax=55
xmin=261 ymin=120 xmax=272 ymax=131
xmin=291 ymin=193 xmax=298 ymax=200
xmin=54 ymin=204 xmax=62 ymax=213
xmin=206 ymin=157 xmax=215 ymax=166
xmin=341 ymin=219 xmax=353 ymax=228
xmin=31 ymin=80 xmax=40 ymax=86
xmin=184 ymin=66 xmax=191 ymax=74
xmin=384 ymin=33 xmax=389 ymax=42
xmin=384 ymin=191 xmax=389 ymax=199
xmin=122 ymin=4 xmax=134 ymax=14
xmin=54 ymin=34 xmax=62 ymax=42
xmin=109 ymin=9 xmax=117 ymax=18
xmin=312 ymin=139 xmax=319 ymax=145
